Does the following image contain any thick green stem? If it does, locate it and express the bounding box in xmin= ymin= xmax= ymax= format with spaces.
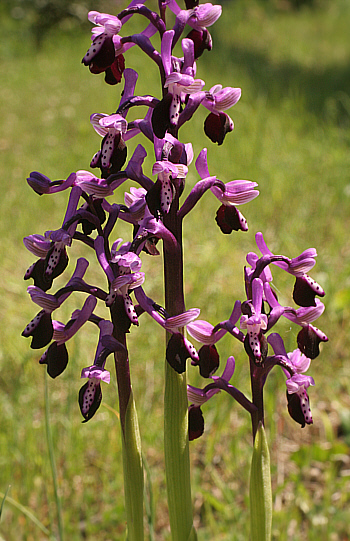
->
xmin=121 ymin=388 xmax=144 ymax=541
xmin=249 ymin=423 xmax=272 ymax=541
xmin=163 ymin=180 xmax=196 ymax=541
xmin=112 ymin=300 xmax=144 ymax=541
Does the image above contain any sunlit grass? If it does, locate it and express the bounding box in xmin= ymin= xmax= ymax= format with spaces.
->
xmin=1 ymin=0 xmax=350 ymax=539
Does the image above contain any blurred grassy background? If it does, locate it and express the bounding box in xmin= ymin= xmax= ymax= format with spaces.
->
xmin=1 ymin=0 xmax=350 ymax=539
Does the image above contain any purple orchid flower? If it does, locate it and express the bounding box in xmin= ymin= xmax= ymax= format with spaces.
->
xmin=27 ymin=171 xmax=76 ymax=195
xmin=152 ymin=31 xmax=204 ymax=138
xmin=194 ymin=149 xmax=258 ymax=232
xmin=268 ymin=334 xmax=314 ymax=427
xmin=255 ymin=232 xmax=325 ymax=307
xmin=24 ymin=187 xmax=82 ymax=291
xmin=79 ymin=319 xmax=125 ymax=422
xmin=82 ymin=11 xmax=125 ymax=84
xmin=240 ymin=278 xmax=268 ymax=365
xmin=201 ymin=84 xmax=241 ymax=144
xmin=187 ymin=356 xmax=257 ymax=439
xmin=90 ymin=113 xmax=128 ymax=179
xmin=263 ymin=280 xmax=328 ymax=359
xmin=37 ymin=295 xmax=97 ymax=379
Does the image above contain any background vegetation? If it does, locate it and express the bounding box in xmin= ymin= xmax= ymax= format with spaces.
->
xmin=1 ymin=0 xmax=350 ymax=539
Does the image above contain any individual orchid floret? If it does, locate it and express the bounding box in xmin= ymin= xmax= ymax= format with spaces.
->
xmin=268 ymin=334 xmax=314 ymax=427
xmin=82 ymin=11 xmax=125 ymax=85
xmin=108 ymin=243 xmax=145 ymax=325
xmin=152 ymin=31 xmax=204 ymax=138
xmin=255 ymin=232 xmax=325 ymax=307
xmin=187 ymin=302 xmax=244 ymax=374
xmin=202 ymin=85 xmax=241 ymax=145
xmin=193 ymin=149 xmax=257 ymax=232
xmin=187 ymin=356 xmax=256 ymax=440
xmin=38 ymin=295 xmax=97 ymax=379
xmin=27 ymin=172 xmax=76 ymax=195
xmin=79 ymin=319 xmax=124 ymax=422
xmin=24 ymin=187 xmax=82 ymax=291
xmin=240 ymin=278 xmax=268 ymax=365
xmin=147 ymin=160 xmax=188 ymax=217
xmin=164 ymin=308 xmax=200 ymax=373
xmin=90 ymin=113 xmax=128 ymax=179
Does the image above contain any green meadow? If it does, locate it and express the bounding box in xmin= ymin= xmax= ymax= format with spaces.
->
xmin=1 ymin=0 xmax=350 ymax=539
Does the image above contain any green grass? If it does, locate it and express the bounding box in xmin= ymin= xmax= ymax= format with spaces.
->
xmin=1 ymin=0 xmax=350 ymax=539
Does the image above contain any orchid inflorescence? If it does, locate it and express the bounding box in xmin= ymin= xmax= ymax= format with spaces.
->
xmin=21 ymin=0 xmax=327 ymax=537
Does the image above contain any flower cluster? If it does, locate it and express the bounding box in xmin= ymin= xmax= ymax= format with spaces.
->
xmin=22 ymin=0 xmax=263 ymax=423
xmin=22 ymin=0 xmax=326 ymax=437
xmin=186 ymin=232 xmax=327 ymax=438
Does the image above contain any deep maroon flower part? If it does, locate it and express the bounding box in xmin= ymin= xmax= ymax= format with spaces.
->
xmin=83 ymin=34 xmax=116 ymax=73
xmin=287 ymin=389 xmax=312 ymax=428
xmin=186 ymin=28 xmax=212 ymax=59
xmin=79 ymin=380 xmax=102 ymax=422
xmin=92 ymin=132 xmax=127 ymax=179
xmin=185 ymin=0 xmax=199 ymax=8
xmin=215 ymin=204 xmax=248 ymax=233
xmin=244 ymin=332 xmax=268 ymax=366
xmin=297 ymin=325 xmax=328 ymax=359
xmin=293 ymin=275 xmax=325 ymax=308
xmin=204 ymin=112 xmax=233 ymax=145
xmin=24 ymin=258 xmax=52 ymax=292
xmin=151 ymin=94 xmax=172 ymax=139
xmin=104 ymin=54 xmax=126 ymax=85
xmin=145 ymin=178 xmax=163 ymax=219
xmin=166 ymin=333 xmax=194 ymax=374
xmin=22 ymin=310 xmax=53 ymax=349
xmin=188 ymin=404 xmax=205 ymax=441
xmin=39 ymin=341 xmax=69 ymax=379
xmin=194 ymin=344 xmax=220 ymax=378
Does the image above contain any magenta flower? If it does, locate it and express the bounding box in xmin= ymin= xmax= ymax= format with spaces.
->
xmin=79 ymin=319 xmax=124 ymax=422
xmin=82 ymin=11 xmax=125 ymax=84
xmin=240 ymin=278 xmax=268 ymax=365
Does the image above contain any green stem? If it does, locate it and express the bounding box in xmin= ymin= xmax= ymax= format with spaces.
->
xmin=249 ymin=422 xmax=272 ymax=541
xmin=120 ymin=388 xmax=144 ymax=541
xmin=163 ymin=180 xmax=196 ymax=541
xmin=111 ymin=298 xmax=144 ymax=541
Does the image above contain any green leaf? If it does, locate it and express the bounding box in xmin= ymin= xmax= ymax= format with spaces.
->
xmin=249 ymin=423 xmax=272 ymax=541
